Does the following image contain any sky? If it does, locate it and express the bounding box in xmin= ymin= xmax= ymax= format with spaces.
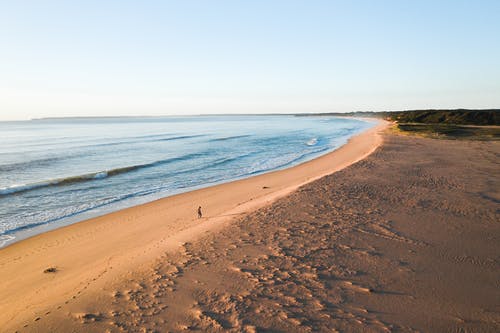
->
xmin=0 ymin=0 xmax=499 ymax=121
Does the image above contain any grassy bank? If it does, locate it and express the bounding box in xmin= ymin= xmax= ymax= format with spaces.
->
xmin=393 ymin=123 xmax=500 ymax=140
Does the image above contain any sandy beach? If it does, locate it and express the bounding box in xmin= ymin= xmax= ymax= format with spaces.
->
xmin=2 ymin=121 xmax=499 ymax=332
xmin=2 ymin=121 xmax=499 ymax=333
xmin=0 ymin=121 xmax=386 ymax=332
xmin=79 ymin=129 xmax=498 ymax=332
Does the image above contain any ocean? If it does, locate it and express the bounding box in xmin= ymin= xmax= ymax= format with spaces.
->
xmin=0 ymin=115 xmax=374 ymax=247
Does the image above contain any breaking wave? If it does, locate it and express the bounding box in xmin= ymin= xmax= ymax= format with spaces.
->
xmin=0 ymin=152 xmax=208 ymax=196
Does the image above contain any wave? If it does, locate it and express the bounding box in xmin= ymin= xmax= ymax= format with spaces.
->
xmin=0 ymin=152 xmax=207 ymax=197
xmin=209 ymin=135 xmax=252 ymax=142
xmin=0 ymin=234 xmax=15 ymax=247
xmin=158 ymin=134 xmax=206 ymax=142
xmin=0 ymin=156 xmax=65 ymax=172
xmin=1 ymin=134 xmax=208 ymax=158
xmin=165 ymin=151 xmax=257 ymax=179
xmin=95 ymin=134 xmax=207 ymax=147
xmin=0 ymin=186 xmax=162 ymax=237
xmin=244 ymin=146 xmax=332 ymax=177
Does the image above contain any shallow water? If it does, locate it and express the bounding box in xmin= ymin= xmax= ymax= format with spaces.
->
xmin=0 ymin=115 xmax=374 ymax=246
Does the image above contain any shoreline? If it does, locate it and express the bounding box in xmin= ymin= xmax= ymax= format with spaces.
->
xmin=0 ymin=118 xmax=376 ymax=249
xmin=0 ymin=121 xmax=387 ymax=330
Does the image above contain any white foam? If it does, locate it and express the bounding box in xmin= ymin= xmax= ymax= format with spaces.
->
xmin=0 ymin=234 xmax=15 ymax=247
xmin=0 ymin=181 xmax=55 ymax=196
xmin=306 ymin=138 xmax=318 ymax=146
xmin=93 ymin=171 xmax=108 ymax=179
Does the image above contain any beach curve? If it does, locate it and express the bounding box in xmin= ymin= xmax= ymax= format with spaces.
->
xmin=0 ymin=120 xmax=388 ymax=331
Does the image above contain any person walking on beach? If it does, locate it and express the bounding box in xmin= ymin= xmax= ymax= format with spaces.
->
xmin=197 ymin=206 xmax=203 ymax=219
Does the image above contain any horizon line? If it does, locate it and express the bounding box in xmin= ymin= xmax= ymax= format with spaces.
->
xmin=1 ymin=108 xmax=498 ymax=122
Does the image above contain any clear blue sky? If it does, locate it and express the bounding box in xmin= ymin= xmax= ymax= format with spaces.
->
xmin=1 ymin=0 xmax=499 ymax=120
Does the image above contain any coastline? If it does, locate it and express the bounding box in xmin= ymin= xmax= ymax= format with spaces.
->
xmin=0 ymin=121 xmax=388 ymax=330
xmin=0 ymin=117 xmax=375 ymax=249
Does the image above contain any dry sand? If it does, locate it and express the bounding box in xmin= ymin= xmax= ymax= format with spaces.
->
xmin=89 ymin=133 xmax=499 ymax=332
xmin=91 ymin=132 xmax=498 ymax=333
xmin=0 ymin=121 xmax=386 ymax=332
xmin=90 ymin=133 xmax=498 ymax=333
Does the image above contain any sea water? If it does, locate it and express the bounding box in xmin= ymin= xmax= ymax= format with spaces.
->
xmin=0 ymin=115 xmax=374 ymax=247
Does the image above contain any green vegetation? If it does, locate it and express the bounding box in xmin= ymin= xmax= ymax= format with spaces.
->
xmin=387 ymin=110 xmax=500 ymax=140
xmin=301 ymin=109 xmax=500 ymax=126
xmin=383 ymin=109 xmax=499 ymax=125
xmin=299 ymin=109 xmax=500 ymax=140
xmin=394 ymin=123 xmax=500 ymax=141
